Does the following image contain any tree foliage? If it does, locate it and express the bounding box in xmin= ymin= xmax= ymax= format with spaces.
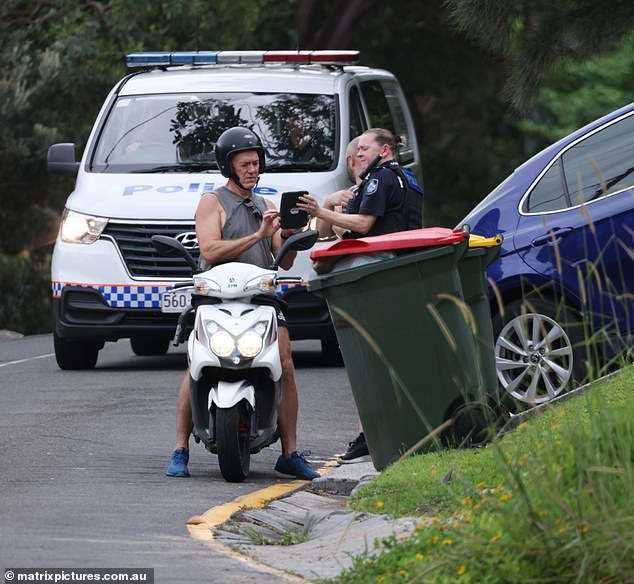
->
xmin=445 ymin=0 xmax=634 ymax=112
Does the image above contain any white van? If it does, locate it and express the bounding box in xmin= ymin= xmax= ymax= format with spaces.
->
xmin=48 ymin=50 xmax=421 ymax=369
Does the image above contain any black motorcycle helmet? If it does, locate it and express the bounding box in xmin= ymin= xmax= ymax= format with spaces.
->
xmin=215 ymin=127 xmax=266 ymax=187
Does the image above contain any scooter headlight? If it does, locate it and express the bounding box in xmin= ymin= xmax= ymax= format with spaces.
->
xmin=237 ymin=330 xmax=263 ymax=358
xmin=209 ymin=330 xmax=235 ymax=357
xmin=204 ymin=320 xmax=220 ymax=335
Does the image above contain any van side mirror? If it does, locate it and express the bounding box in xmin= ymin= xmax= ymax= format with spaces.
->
xmin=47 ymin=143 xmax=80 ymax=177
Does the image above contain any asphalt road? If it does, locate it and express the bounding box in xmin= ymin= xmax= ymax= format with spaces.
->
xmin=0 ymin=334 xmax=359 ymax=583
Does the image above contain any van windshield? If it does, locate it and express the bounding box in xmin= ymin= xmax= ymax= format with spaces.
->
xmin=91 ymin=92 xmax=336 ymax=173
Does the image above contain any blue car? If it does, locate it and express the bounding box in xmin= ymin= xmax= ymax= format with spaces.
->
xmin=461 ymin=102 xmax=633 ymax=405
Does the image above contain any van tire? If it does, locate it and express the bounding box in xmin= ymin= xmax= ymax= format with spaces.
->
xmin=130 ymin=337 xmax=170 ymax=356
xmin=54 ymin=332 xmax=99 ymax=370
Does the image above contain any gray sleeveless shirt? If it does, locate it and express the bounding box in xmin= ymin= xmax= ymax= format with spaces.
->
xmin=199 ymin=185 xmax=274 ymax=270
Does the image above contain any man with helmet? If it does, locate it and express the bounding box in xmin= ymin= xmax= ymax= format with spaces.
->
xmin=166 ymin=127 xmax=320 ymax=481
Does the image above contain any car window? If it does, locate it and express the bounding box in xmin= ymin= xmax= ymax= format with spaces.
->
xmin=525 ymin=113 xmax=634 ymax=213
xmin=562 ymin=113 xmax=634 ymax=205
xmin=359 ymin=80 xmax=413 ymax=163
xmin=348 ymin=85 xmax=366 ymax=140
xmin=91 ymin=92 xmax=336 ymax=173
xmin=525 ymin=160 xmax=569 ymax=213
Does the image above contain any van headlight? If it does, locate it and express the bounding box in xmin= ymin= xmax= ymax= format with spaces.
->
xmin=60 ymin=209 xmax=108 ymax=244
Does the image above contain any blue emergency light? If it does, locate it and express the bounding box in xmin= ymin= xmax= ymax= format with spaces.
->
xmin=126 ymin=50 xmax=359 ymax=68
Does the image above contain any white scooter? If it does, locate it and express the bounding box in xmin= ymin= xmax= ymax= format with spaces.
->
xmin=152 ymin=231 xmax=318 ymax=482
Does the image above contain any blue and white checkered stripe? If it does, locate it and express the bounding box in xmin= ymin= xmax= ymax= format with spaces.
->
xmin=52 ymin=282 xmax=168 ymax=308
xmin=53 ymin=279 xmax=308 ymax=306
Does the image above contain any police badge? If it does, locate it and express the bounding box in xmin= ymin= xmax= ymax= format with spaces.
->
xmin=365 ymin=178 xmax=379 ymax=195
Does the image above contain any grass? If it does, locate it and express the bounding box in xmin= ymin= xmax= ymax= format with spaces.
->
xmin=328 ymin=365 xmax=634 ymax=584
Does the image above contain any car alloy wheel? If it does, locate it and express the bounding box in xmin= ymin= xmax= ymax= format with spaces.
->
xmin=494 ymin=302 xmax=577 ymax=404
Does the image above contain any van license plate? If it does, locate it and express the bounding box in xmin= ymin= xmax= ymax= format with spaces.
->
xmin=161 ymin=288 xmax=194 ymax=313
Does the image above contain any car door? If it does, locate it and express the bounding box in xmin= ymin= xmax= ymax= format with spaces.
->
xmin=514 ymin=111 xmax=634 ymax=340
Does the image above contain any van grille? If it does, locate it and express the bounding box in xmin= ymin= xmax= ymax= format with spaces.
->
xmin=103 ymin=222 xmax=199 ymax=278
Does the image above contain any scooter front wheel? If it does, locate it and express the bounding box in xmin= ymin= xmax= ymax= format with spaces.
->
xmin=216 ymin=403 xmax=251 ymax=482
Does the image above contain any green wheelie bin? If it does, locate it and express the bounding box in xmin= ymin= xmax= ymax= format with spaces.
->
xmin=457 ymin=235 xmax=503 ymax=399
xmin=309 ymin=228 xmax=487 ymax=470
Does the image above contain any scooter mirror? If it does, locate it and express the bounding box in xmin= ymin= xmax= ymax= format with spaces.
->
xmin=151 ymin=234 xmax=199 ymax=272
xmin=271 ymin=229 xmax=319 ymax=270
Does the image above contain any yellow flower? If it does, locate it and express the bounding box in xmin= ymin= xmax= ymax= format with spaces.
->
xmin=415 ymin=524 xmax=424 ymax=531
xmin=499 ymin=493 xmax=513 ymax=503
xmin=415 ymin=554 xmax=424 ymax=561
xmin=400 ymin=534 xmax=408 ymax=541
xmin=377 ymin=577 xmax=385 ymax=584
xmin=490 ymin=534 xmax=501 ymax=543
xmin=433 ymin=535 xmax=439 ymax=544
xmin=517 ymin=421 xmax=529 ymax=430
xmin=559 ymin=527 xmax=567 ymax=535
xmin=374 ymin=501 xmax=384 ymax=509
xmin=476 ymin=481 xmax=486 ymax=489
xmin=458 ymin=565 xmax=467 ymax=576
xmin=399 ymin=570 xmax=408 ymax=577
xmin=442 ymin=539 xmax=453 ymax=545
xmin=581 ymin=526 xmax=589 ymax=535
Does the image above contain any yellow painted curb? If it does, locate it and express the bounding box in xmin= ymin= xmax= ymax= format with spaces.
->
xmin=186 ymin=460 xmax=340 ymax=583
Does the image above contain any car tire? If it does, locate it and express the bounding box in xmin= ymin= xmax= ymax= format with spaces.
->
xmin=54 ymin=332 xmax=99 ymax=370
xmin=130 ymin=336 xmax=170 ymax=356
xmin=492 ymin=298 xmax=587 ymax=406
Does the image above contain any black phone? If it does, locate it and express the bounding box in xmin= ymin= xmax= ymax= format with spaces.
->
xmin=280 ymin=191 xmax=309 ymax=229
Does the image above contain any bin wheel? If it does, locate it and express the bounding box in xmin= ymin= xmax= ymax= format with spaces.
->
xmin=445 ymin=401 xmax=498 ymax=448
xmin=321 ymin=338 xmax=343 ymax=366
xmin=216 ymin=403 xmax=251 ymax=483
xmin=492 ymin=298 xmax=586 ymax=406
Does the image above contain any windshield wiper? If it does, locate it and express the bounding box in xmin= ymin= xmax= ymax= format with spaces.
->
xmin=266 ymin=163 xmax=328 ymax=172
xmin=132 ymin=163 xmax=217 ymax=173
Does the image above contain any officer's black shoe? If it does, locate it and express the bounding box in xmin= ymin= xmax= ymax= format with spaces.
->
xmin=339 ymin=432 xmax=370 ymax=463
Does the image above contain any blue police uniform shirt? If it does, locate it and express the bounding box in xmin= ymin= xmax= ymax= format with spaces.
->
xmin=356 ymin=165 xmax=403 ymax=218
xmin=348 ymin=160 xmax=423 ymax=238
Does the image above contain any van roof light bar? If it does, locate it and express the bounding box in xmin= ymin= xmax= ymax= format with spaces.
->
xmin=126 ymin=50 xmax=360 ymax=68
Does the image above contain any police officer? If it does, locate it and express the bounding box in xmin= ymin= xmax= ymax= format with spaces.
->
xmin=297 ymin=128 xmax=424 ymax=462
xmin=298 ymin=128 xmax=424 ymax=239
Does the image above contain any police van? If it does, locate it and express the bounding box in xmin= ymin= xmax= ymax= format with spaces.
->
xmin=48 ymin=50 xmax=421 ymax=369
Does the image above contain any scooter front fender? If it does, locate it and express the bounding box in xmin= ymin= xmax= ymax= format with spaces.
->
xmin=209 ymin=380 xmax=255 ymax=410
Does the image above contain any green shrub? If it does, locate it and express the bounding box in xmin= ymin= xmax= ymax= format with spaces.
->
xmin=0 ymin=252 xmax=52 ymax=334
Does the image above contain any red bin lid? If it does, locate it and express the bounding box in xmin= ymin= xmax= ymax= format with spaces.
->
xmin=310 ymin=228 xmax=468 ymax=260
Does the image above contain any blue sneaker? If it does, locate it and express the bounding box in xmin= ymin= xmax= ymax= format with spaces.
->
xmin=275 ymin=451 xmax=320 ymax=480
xmin=166 ymin=447 xmax=190 ymax=477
